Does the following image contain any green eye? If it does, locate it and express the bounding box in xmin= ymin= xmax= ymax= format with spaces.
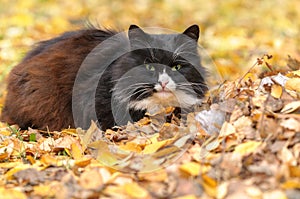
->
xmin=145 ymin=64 xmax=155 ymax=71
xmin=171 ymin=64 xmax=182 ymax=71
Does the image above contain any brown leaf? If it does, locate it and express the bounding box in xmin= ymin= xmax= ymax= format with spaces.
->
xmin=79 ymin=168 xmax=104 ymax=190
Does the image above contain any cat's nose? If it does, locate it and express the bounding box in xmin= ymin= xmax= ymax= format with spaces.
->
xmin=159 ymin=80 xmax=169 ymax=89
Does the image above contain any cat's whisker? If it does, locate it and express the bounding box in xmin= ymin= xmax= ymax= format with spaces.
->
xmin=177 ymin=82 xmax=207 ymax=87
xmin=111 ymin=82 xmax=153 ymax=93
xmin=176 ymin=84 xmax=207 ymax=95
xmin=117 ymin=87 xmax=151 ymax=101
xmin=110 ymin=76 xmax=132 ymax=83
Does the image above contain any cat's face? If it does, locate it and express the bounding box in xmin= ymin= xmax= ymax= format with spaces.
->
xmin=111 ymin=25 xmax=207 ymax=120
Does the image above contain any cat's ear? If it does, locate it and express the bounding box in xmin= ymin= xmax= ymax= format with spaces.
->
xmin=128 ymin=25 xmax=150 ymax=47
xmin=183 ymin=25 xmax=199 ymax=41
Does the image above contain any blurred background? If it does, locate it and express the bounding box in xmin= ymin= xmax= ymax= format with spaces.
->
xmin=0 ymin=0 xmax=300 ymax=98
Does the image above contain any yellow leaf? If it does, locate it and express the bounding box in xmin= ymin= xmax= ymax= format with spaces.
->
xmin=5 ymin=164 xmax=31 ymax=180
xmin=89 ymin=140 xmax=120 ymax=166
xmin=71 ymin=143 xmax=83 ymax=160
xmin=271 ymin=84 xmax=282 ymax=98
xmin=26 ymin=155 xmax=36 ymax=164
xmin=138 ymin=169 xmax=167 ymax=181
xmin=0 ymin=161 xmax=21 ymax=169
xmin=152 ymin=145 xmax=180 ymax=158
xmin=244 ymin=72 xmax=256 ymax=81
xmin=201 ymin=174 xmax=217 ymax=197
xmin=11 ymin=13 xmax=34 ymax=27
xmin=124 ymin=183 xmax=148 ymax=198
xmin=119 ymin=142 xmax=143 ymax=153
xmin=33 ymin=185 xmax=56 ymax=197
xmin=0 ymin=130 xmax=11 ymax=136
xmin=40 ymin=154 xmax=58 ymax=166
xmin=142 ymin=139 xmax=170 ymax=154
xmin=137 ymin=117 xmax=151 ymax=126
xmin=50 ymin=17 xmax=71 ymax=34
xmin=289 ymin=69 xmax=300 ymax=77
xmin=75 ymin=157 xmax=92 ymax=167
xmin=281 ymin=180 xmax=300 ymax=189
xmin=179 ymin=162 xmax=211 ymax=176
xmin=174 ymin=195 xmax=197 ymax=199
xmin=61 ymin=128 xmax=77 ymax=136
xmin=285 ymin=78 xmax=300 ymax=92
xmin=234 ymin=141 xmax=261 ymax=155
xmin=0 ymin=187 xmax=27 ymax=199
xmin=289 ymin=166 xmax=300 ymax=177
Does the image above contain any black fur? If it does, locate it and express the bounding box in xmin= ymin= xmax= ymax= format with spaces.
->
xmin=2 ymin=25 xmax=207 ymax=131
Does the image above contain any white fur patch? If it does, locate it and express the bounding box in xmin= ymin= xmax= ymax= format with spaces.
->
xmin=120 ymin=71 xmax=201 ymax=114
xmin=155 ymin=70 xmax=176 ymax=92
xmin=128 ymin=89 xmax=200 ymax=114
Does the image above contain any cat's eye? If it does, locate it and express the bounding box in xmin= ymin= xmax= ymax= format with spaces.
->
xmin=171 ymin=64 xmax=182 ymax=71
xmin=145 ymin=64 xmax=155 ymax=71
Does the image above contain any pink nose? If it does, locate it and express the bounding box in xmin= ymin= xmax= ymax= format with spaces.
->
xmin=159 ymin=81 xmax=169 ymax=89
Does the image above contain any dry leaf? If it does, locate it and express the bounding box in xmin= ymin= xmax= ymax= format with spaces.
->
xmin=79 ymin=168 xmax=103 ymax=189
xmin=179 ymin=162 xmax=210 ymax=176
xmin=195 ymin=108 xmax=226 ymax=135
xmin=271 ymin=84 xmax=283 ymax=98
xmin=71 ymin=142 xmax=83 ymax=160
xmin=0 ymin=187 xmax=27 ymax=199
xmin=234 ymin=141 xmax=261 ymax=156
xmin=280 ymin=118 xmax=300 ymax=131
xmin=123 ymin=182 xmax=149 ymax=198
xmin=33 ymin=184 xmax=56 ymax=197
xmin=143 ymin=139 xmax=171 ymax=154
xmin=280 ymin=101 xmax=300 ymax=113
xmin=285 ymin=78 xmax=300 ymax=92
xmin=201 ymin=174 xmax=217 ymax=197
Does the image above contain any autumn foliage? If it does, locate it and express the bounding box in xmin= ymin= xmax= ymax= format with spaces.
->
xmin=0 ymin=0 xmax=300 ymax=198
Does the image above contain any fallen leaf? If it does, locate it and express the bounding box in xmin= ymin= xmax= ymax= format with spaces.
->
xmin=79 ymin=168 xmax=103 ymax=189
xmin=201 ymin=174 xmax=217 ymax=197
xmin=71 ymin=142 xmax=83 ymax=160
xmin=174 ymin=195 xmax=197 ymax=199
xmin=280 ymin=118 xmax=300 ymax=131
xmin=234 ymin=141 xmax=261 ymax=156
xmin=285 ymin=78 xmax=300 ymax=92
xmin=281 ymin=180 xmax=300 ymax=189
xmin=123 ymin=182 xmax=149 ymax=198
xmin=142 ymin=139 xmax=171 ymax=154
xmin=271 ymin=84 xmax=282 ymax=98
xmin=33 ymin=184 xmax=56 ymax=197
xmin=179 ymin=162 xmax=210 ymax=176
xmin=263 ymin=190 xmax=288 ymax=199
xmin=280 ymin=101 xmax=300 ymax=113
xmin=0 ymin=187 xmax=27 ymax=199
xmin=0 ymin=139 xmax=14 ymax=160
xmin=6 ymin=165 xmax=39 ymax=182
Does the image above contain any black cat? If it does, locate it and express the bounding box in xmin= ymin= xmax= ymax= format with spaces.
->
xmin=1 ymin=25 xmax=208 ymax=130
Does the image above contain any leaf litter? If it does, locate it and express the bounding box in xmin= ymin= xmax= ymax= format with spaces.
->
xmin=0 ymin=55 xmax=299 ymax=198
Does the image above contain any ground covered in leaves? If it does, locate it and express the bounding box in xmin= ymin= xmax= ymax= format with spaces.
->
xmin=1 ymin=0 xmax=300 ymax=198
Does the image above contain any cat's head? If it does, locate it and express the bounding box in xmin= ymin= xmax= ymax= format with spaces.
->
xmin=111 ymin=25 xmax=208 ymax=122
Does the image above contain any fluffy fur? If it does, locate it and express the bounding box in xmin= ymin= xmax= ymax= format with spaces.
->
xmin=1 ymin=25 xmax=207 ymax=130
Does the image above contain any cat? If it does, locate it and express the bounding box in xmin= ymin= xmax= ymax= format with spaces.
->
xmin=1 ymin=24 xmax=208 ymax=131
